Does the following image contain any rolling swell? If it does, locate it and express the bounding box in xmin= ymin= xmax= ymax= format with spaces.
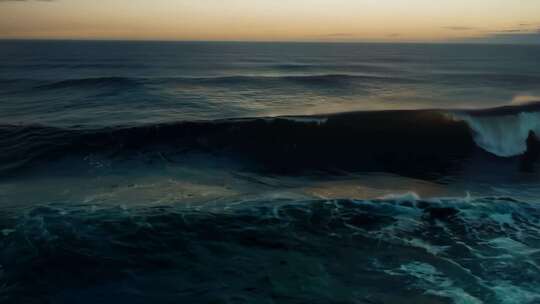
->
xmin=0 ymin=110 xmax=473 ymax=177
xmin=35 ymin=77 xmax=141 ymax=90
xmin=29 ymin=74 xmax=412 ymax=91
xmin=1 ymin=103 xmax=539 ymax=177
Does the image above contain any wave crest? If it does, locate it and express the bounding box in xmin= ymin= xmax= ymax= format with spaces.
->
xmin=455 ymin=102 xmax=540 ymax=157
xmin=457 ymin=112 xmax=540 ymax=157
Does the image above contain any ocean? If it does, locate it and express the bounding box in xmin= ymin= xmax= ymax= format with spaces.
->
xmin=1 ymin=40 xmax=540 ymax=303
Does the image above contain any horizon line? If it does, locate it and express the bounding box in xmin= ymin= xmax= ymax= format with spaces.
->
xmin=1 ymin=37 xmax=540 ymax=46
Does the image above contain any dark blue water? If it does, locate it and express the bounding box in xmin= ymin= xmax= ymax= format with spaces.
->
xmin=2 ymin=41 xmax=540 ymax=126
xmin=1 ymin=41 xmax=540 ymax=303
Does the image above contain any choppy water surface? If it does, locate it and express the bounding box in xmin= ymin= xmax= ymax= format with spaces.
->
xmin=1 ymin=41 xmax=540 ymax=303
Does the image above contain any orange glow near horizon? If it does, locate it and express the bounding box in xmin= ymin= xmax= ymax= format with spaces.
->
xmin=1 ymin=0 xmax=539 ymax=42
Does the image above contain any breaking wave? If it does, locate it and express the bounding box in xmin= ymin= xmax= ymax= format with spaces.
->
xmin=452 ymin=103 xmax=540 ymax=157
xmin=1 ymin=102 xmax=539 ymax=177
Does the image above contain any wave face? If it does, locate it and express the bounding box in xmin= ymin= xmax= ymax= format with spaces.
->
xmin=0 ymin=110 xmax=474 ymax=177
xmin=2 ymin=104 xmax=540 ymax=178
xmin=0 ymin=109 xmax=535 ymax=179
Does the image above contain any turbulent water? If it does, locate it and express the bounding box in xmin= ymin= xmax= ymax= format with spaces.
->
xmin=1 ymin=41 xmax=540 ymax=304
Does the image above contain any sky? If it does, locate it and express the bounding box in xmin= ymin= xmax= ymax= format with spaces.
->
xmin=1 ymin=0 xmax=540 ymax=43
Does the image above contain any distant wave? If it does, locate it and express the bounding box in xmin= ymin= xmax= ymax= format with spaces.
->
xmin=13 ymin=72 xmax=540 ymax=93
xmin=30 ymin=74 xmax=413 ymax=91
xmin=35 ymin=77 xmax=141 ymax=90
xmin=1 ymin=102 xmax=539 ymax=176
xmin=2 ymin=63 xmax=147 ymax=69
xmin=439 ymin=73 xmax=540 ymax=86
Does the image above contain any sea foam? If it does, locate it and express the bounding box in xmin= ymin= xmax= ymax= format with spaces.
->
xmin=456 ymin=112 xmax=540 ymax=157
